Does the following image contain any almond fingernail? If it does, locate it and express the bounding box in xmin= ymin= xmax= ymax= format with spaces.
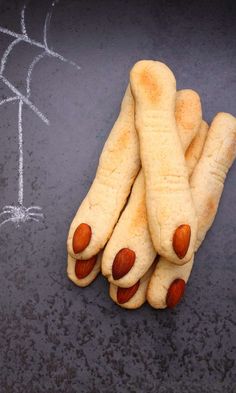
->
xmin=73 ymin=223 xmax=91 ymax=253
xmin=112 ymin=248 xmax=136 ymax=280
xmin=166 ymin=278 xmax=185 ymax=308
xmin=117 ymin=281 xmax=140 ymax=304
xmin=173 ymin=224 xmax=191 ymax=259
xmin=75 ymin=255 xmax=97 ymax=279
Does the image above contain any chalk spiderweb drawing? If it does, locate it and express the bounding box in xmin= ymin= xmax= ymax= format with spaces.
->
xmin=0 ymin=1 xmax=80 ymax=227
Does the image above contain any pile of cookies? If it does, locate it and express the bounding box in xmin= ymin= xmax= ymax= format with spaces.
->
xmin=67 ymin=60 xmax=236 ymax=309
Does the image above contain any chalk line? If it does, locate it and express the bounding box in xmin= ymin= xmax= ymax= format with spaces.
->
xmin=1 ymin=205 xmax=17 ymax=210
xmin=21 ymin=4 xmax=27 ymax=37
xmin=26 ymin=51 xmax=47 ymax=98
xmin=43 ymin=5 xmax=80 ymax=70
xmin=0 ymin=37 xmax=22 ymax=75
xmin=44 ymin=12 xmax=51 ymax=50
xmin=26 ymin=206 xmax=42 ymax=210
xmin=29 ymin=217 xmax=40 ymax=223
xmin=28 ymin=212 xmax=43 ymax=217
xmin=18 ymin=99 xmax=23 ymax=205
xmin=0 ymin=96 xmax=19 ymax=106
xmin=0 ymin=75 xmax=49 ymax=125
xmin=0 ymin=26 xmax=25 ymax=40
xmin=0 ymin=218 xmax=15 ymax=227
xmin=0 ymin=211 xmax=11 ymax=217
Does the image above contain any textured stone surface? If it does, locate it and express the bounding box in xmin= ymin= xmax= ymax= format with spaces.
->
xmin=0 ymin=0 xmax=236 ymax=392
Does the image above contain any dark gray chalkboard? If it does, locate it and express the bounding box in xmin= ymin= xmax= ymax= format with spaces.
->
xmin=0 ymin=1 xmax=236 ymax=392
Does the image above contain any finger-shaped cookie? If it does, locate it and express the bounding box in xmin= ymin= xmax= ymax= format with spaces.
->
xmin=130 ymin=60 xmax=198 ymax=264
xmin=67 ymin=253 xmax=102 ymax=287
xmin=102 ymin=89 xmax=202 ymax=288
xmin=67 ymin=85 xmax=140 ymax=260
xmin=192 ymin=112 xmax=236 ymax=249
xmin=147 ymin=112 xmax=236 ymax=309
xmin=185 ymin=120 xmax=209 ymax=176
xmin=109 ymin=263 xmax=156 ymax=309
